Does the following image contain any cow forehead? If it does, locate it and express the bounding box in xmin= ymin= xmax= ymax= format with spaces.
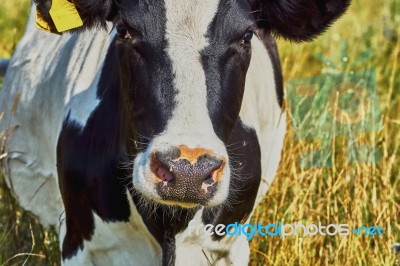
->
xmin=120 ymin=0 xmax=221 ymax=33
xmin=164 ymin=0 xmax=219 ymax=86
xmin=164 ymin=0 xmax=219 ymax=44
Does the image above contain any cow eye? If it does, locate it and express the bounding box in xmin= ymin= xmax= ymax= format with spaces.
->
xmin=116 ymin=24 xmax=131 ymax=40
xmin=242 ymin=30 xmax=253 ymax=44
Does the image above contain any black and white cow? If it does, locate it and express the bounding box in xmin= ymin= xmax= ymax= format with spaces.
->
xmin=0 ymin=0 xmax=349 ymax=265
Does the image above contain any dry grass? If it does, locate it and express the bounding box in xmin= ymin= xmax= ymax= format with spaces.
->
xmin=0 ymin=0 xmax=399 ymax=265
xmin=250 ymin=0 xmax=400 ymax=265
xmin=0 ymin=1 xmax=60 ymax=265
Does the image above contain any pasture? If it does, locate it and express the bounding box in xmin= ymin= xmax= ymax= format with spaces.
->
xmin=0 ymin=0 xmax=399 ymax=265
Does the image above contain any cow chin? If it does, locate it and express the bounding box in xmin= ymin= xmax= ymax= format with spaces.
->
xmin=132 ymin=139 xmax=231 ymax=209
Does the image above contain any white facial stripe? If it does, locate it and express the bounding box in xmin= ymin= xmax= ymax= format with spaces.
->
xmin=163 ymin=0 xmax=220 ymax=139
xmin=133 ymin=1 xmax=230 ymax=207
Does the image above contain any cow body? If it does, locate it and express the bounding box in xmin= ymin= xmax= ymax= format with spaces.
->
xmin=1 ymin=7 xmax=284 ymax=265
xmin=1 ymin=0 xmax=349 ymax=265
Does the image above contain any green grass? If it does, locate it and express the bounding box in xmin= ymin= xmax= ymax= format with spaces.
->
xmin=1 ymin=0 xmax=399 ymax=265
xmin=0 ymin=1 xmax=30 ymax=58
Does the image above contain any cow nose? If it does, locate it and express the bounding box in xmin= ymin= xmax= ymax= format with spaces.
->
xmin=150 ymin=146 xmax=225 ymax=205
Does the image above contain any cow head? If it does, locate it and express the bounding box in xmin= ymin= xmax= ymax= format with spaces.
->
xmin=36 ymin=0 xmax=350 ymax=208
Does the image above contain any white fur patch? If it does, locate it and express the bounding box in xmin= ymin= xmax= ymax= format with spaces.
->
xmin=64 ymin=75 xmax=100 ymax=128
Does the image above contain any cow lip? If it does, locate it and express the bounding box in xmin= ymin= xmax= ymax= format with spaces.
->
xmin=156 ymin=199 xmax=199 ymax=209
xmin=135 ymin=188 xmax=200 ymax=208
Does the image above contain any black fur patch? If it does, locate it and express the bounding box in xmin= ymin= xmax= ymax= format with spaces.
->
xmin=202 ymin=118 xmax=262 ymax=240
xmin=259 ymin=30 xmax=284 ymax=108
xmin=202 ymin=0 xmax=254 ymax=142
xmin=248 ymin=0 xmax=351 ymax=41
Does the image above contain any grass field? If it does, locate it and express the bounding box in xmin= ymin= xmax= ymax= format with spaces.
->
xmin=1 ymin=0 xmax=399 ymax=265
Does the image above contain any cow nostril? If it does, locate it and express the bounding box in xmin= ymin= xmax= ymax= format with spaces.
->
xmin=201 ymin=165 xmax=224 ymax=194
xmin=151 ymin=151 xmax=177 ymax=185
xmin=156 ymin=166 xmax=174 ymax=183
xmin=204 ymin=173 xmax=213 ymax=184
xmin=202 ymin=159 xmax=224 ymax=184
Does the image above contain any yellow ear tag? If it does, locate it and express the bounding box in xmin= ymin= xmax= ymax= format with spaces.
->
xmin=49 ymin=0 xmax=83 ymax=32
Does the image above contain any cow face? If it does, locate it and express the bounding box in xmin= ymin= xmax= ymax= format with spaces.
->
xmin=115 ymin=0 xmax=253 ymax=207
xmin=35 ymin=0 xmax=350 ymax=208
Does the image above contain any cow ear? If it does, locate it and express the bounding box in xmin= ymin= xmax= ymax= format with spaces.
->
xmin=249 ymin=0 xmax=351 ymax=42
xmin=34 ymin=0 xmax=117 ymax=34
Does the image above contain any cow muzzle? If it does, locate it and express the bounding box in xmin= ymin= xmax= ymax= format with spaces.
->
xmin=133 ymin=143 xmax=230 ymax=208
xmin=150 ymin=146 xmax=225 ymax=204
